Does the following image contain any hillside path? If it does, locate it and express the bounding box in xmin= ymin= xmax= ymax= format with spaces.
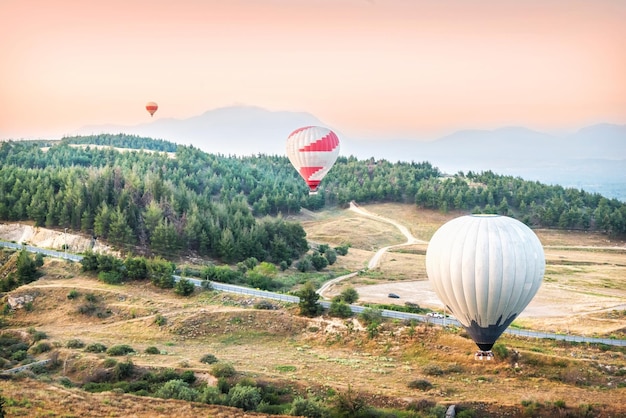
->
xmin=317 ymin=201 xmax=427 ymax=298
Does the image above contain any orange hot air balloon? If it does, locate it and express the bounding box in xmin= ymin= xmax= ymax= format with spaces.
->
xmin=145 ymin=102 xmax=158 ymax=117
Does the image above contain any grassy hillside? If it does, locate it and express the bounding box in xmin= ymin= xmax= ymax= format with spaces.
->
xmin=0 ymin=204 xmax=625 ymax=417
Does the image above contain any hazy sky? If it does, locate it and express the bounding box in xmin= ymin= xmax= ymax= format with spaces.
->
xmin=1 ymin=0 xmax=625 ymax=141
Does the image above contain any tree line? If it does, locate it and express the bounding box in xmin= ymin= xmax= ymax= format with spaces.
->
xmin=0 ymin=134 xmax=624 ymax=267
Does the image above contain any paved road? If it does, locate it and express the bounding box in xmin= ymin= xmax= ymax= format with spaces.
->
xmin=1 ymin=239 xmax=624 ymax=347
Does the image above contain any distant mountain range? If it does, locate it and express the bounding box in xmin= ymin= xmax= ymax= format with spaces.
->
xmin=73 ymin=105 xmax=626 ymax=201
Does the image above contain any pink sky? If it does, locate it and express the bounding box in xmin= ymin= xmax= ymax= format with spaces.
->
xmin=1 ymin=0 xmax=625 ymax=141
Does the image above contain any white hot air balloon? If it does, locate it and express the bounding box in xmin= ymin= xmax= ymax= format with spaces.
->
xmin=286 ymin=126 xmax=340 ymax=194
xmin=425 ymin=214 xmax=545 ymax=359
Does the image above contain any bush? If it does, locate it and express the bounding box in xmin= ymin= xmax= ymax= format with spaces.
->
xmin=407 ymin=379 xmax=433 ymax=391
xmin=492 ymin=343 xmax=509 ymax=359
xmin=200 ymin=385 xmax=226 ymax=404
xmin=67 ymin=289 xmax=80 ymax=300
xmin=310 ymin=252 xmax=328 ymax=271
xmin=174 ymin=278 xmax=195 ymax=296
xmin=66 ymin=339 xmax=85 ymax=349
xmin=339 ymin=287 xmax=359 ymax=304
xmin=156 ymin=379 xmax=199 ymax=401
xmin=334 ymin=244 xmax=349 ymax=256
xmin=154 ymin=314 xmax=167 ymax=326
xmin=422 ymin=364 xmax=444 ymax=376
xmin=229 ymin=384 xmax=262 ymax=411
xmin=103 ymin=358 xmax=117 ymax=368
xmin=289 ymin=396 xmax=330 ymax=418
xmin=11 ymin=350 xmax=27 ymax=361
xmin=328 ymin=300 xmax=353 ymax=318
xmin=31 ymin=331 xmax=47 ymax=342
xmin=98 ymin=270 xmax=124 ymax=284
xmin=407 ymin=398 xmax=436 ymax=412
xmin=181 ymin=370 xmax=196 ymax=384
xmin=144 ymin=346 xmax=160 ymax=355
xmin=358 ymin=308 xmax=382 ymax=326
xmin=77 ymin=303 xmax=98 ymax=316
xmin=113 ymin=360 xmax=134 ymax=381
xmin=254 ymin=300 xmax=277 ymax=310
xmin=85 ymin=343 xmax=107 ymax=353
xmin=85 ymin=293 xmax=98 ymax=303
xmin=211 ymin=362 xmax=236 ymax=378
xmin=30 ymin=342 xmax=51 ymax=354
xmin=323 ymin=249 xmax=337 ymax=265
xmin=200 ymin=354 xmax=218 ymax=364
xmin=106 ymin=344 xmax=135 ymax=356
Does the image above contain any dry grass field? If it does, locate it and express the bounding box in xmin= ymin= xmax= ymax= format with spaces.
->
xmin=0 ymin=203 xmax=625 ymax=417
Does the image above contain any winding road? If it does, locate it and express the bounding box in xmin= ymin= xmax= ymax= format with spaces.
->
xmin=316 ymin=201 xmax=426 ymax=297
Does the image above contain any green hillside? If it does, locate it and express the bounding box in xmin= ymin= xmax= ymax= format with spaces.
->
xmin=1 ymin=134 xmax=624 ymax=265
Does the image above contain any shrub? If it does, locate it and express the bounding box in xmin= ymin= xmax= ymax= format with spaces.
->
xmin=144 ymin=346 xmax=160 ymax=355
xmin=113 ymin=360 xmax=134 ymax=381
xmin=85 ymin=343 xmax=107 ymax=353
xmin=339 ymin=287 xmax=359 ymax=304
xmin=98 ymin=270 xmax=124 ymax=285
xmin=407 ymin=398 xmax=436 ymax=412
xmin=323 ymin=248 xmax=337 ymax=265
xmin=59 ymin=376 xmax=74 ymax=388
xmin=103 ymin=358 xmax=117 ymax=368
xmin=11 ymin=350 xmax=27 ymax=361
xmin=66 ymin=339 xmax=85 ymax=349
xmin=156 ymin=379 xmax=199 ymax=401
xmin=67 ymin=289 xmax=80 ymax=300
xmin=211 ymin=362 xmax=236 ymax=378
xmin=408 ymin=379 xmax=433 ymax=391
xmin=31 ymin=331 xmax=47 ymax=342
xmin=492 ymin=343 xmax=509 ymax=359
xmin=200 ymin=385 xmax=226 ymax=404
xmin=254 ymin=300 xmax=277 ymax=310
xmin=181 ymin=370 xmax=196 ymax=384
xmin=422 ymin=364 xmax=444 ymax=376
xmin=229 ymin=384 xmax=262 ymax=411
xmin=30 ymin=342 xmax=51 ymax=354
xmin=334 ymin=244 xmax=349 ymax=256
xmin=106 ymin=344 xmax=135 ymax=356
xmin=456 ymin=408 xmax=477 ymax=418
xmin=310 ymin=252 xmax=328 ymax=271
xmin=200 ymin=354 xmax=218 ymax=364
xmin=333 ymin=386 xmax=370 ymax=417
xmin=328 ymin=300 xmax=353 ymax=318
xmin=289 ymin=396 xmax=330 ymax=418
xmin=358 ymin=308 xmax=382 ymax=326
xmin=174 ymin=278 xmax=195 ymax=296
xmin=85 ymin=293 xmax=98 ymax=303
xmin=154 ymin=314 xmax=167 ymax=326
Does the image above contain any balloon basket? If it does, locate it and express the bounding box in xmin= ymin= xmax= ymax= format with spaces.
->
xmin=308 ymin=191 xmax=318 ymax=196
xmin=474 ymin=351 xmax=494 ymax=361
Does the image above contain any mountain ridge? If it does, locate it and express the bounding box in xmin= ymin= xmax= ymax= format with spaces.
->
xmin=72 ymin=105 xmax=626 ymax=200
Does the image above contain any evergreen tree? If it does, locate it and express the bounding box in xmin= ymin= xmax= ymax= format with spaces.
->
xmin=297 ymin=281 xmax=323 ymax=317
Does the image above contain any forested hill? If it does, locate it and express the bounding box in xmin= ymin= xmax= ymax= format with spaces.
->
xmin=1 ymin=134 xmax=624 ymax=263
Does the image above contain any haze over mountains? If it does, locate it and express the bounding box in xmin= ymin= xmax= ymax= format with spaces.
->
xmin=74 ymin=105 xmax=626 ymax=201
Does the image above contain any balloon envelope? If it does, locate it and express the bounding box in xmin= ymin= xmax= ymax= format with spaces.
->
xmin=145 ymin=102 xmax=158 ymax=117
xmin=425 ymin=214 xmax=545 ymax=351
xmin=286 ymin=126 xmax=340 ymax=193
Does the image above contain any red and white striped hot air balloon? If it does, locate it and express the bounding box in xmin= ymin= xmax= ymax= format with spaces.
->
xmin=286 ymin=126 xmax=340 ymax=194
xmin=145 ymin=101 xmax=158 ymax=117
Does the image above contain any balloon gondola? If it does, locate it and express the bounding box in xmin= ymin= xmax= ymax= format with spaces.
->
xmin=425 ymin=214 xmax=545 ymax=360
xmin=286 ymin=126 xmax=340 ymax=195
